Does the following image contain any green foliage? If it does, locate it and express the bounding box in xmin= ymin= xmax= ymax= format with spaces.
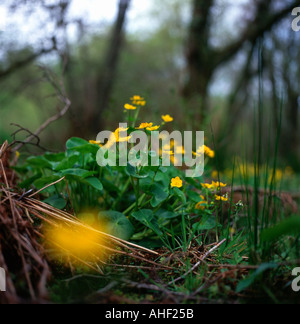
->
xmin=261 ymin=216 xmax=300 ymax=242
xmin=97 ymin=211 xmax=134 ymax=240
xmin=236 ymin=263 xmax=278 ymax=293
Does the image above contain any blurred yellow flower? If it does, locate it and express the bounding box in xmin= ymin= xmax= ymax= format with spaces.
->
xmin=196 ymin=196 xmax=208 ymax=210
xmin=215 ymin=195 xmax=228 ymax=202
xmin=115 ymin=127 xmax=129 ymax=132
xmin=146 ymin=125 xmax=160 ymax=131
xmin=175 ymin=145 xmax=185 ymax=154
xmin=171 ymin=176 xmax=183 ymax=189
xmin=201 ymin=181 xmax=227 ymax=190
xmin=212 ymin=181 xmax=227 ymax=188
xmin=137 ymin=122 xmax=153 ymax=130
xmin=131 ymin=95 xmax=146 ymax=106
xmin=162 ymin=149 xmax=174 ymax=156
xmin=211 ymin=170 xmax=219 ymax=179
xmin=201 ymin=183 xmax=215 ymax=190
xmin=131 ymin=95 xmax=143 ymax=100
xmin=106 ymin=128 xmax=132 ymax=148
xmin=162 ymin=115 xmax=174 ymax=123
xmin=194 ymin=145 xmax=215 ymax=159
xmin=124 ymin=104 xmax=137 ymax=110
xmin=89 ymin=140 xmax=103 ymax=147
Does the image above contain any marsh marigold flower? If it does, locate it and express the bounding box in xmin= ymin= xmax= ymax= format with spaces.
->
xmin=171 ymin=177 xmax=183 ymax=189
xmin=194 ymin=145 xmax=215 ymax=159
xmin=89 ymin=140 xmax=102 ymax=147
xmin=162 ymin=115 xmax=174 ymax=123
xmin=146 ymin=125 xmax=160 ymax=131
xmin=215 ymin=195 xmax=228 ymax=202
xmin=124 ymin=103 xmax=137 ymax=110
xmin=137 ymin=122 xmax=153 ymax=130
xmin=201 ymin=181 xmax=227 ymax=190
xmin=131 ymin=95 xmax=146 ymax=106
xmin=196 ymin=196 xmax=207 ymax=210
xmin=212 ymin=181 xmax=227 ymax=188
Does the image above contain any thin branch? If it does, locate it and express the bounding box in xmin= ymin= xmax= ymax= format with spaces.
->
xmin=215 ymin=0 xmax=300 ymax=67
xmin=168 ymin=239 xmax=227 ymax=286
xmin=12 ymin=67 xmax=71 ymax=152
xmin=0 ymin=46 xmax=55 ymax=80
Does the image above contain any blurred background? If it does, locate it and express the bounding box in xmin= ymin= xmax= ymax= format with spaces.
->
xmin=0 ymin=0 xmax=299 ymax=171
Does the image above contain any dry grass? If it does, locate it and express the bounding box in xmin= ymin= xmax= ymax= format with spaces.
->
xmin=0 ymin=141 xmax=165 ymax=303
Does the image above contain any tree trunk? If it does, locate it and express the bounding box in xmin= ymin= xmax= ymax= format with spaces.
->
xmin=92 ymin=0 xmax=131 ymax=133
xmin=182 ymin=0 xmax=215 ymax=122
xmin=182 ymin=0 xmax=300 ymax=126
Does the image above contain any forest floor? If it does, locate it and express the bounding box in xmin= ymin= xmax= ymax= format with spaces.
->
xmin=0 ymin=141 xmax=299 ymax=305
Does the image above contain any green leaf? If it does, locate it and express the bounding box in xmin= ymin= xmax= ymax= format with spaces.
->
xmin=54 ymin=155 xmax=80 ymax=171
xmin=68 ymin=144 xmax=99 ymax=155
xmin=155 ymin=209 xmax=180 ymax=220
xmin=132 ymin=209 xmax=163 ymax=236
xmin=34 ymin=176 xmax=62 ymax=191
xmin=193 ymin=216 xmax=216 ymax=231
xmin=83 ymin=177 xmax=103 ymax=191
xmin=26 ymin=156 xmax=53 ymax=169
xmin=59 ymin=168 xmax=97 ymax=179
xmin=102 ymin=178 xmax=121 ymax=195
xmin=66 ymin=137 xmax=89 ymax=149
xmin=236 ymin=263 xmax=278 ymax=293
xmin=19 ymin=172 xmax=42 ymax=189
xmin=187 ymin=190 xmax=202 ymax=203
xmin=43 ymin=195 xmax=67 ymax=210
xmin=173 ymin=187 xmax=186 ymax=204
xmin=261 ymin=216 xmax=300 ymax=242
xmin=97 ymin=211 xmax=134 ymax=240
xmin=149 ymin=183 xmax=169 ymax=208
xmin=126 ymin=163 xmax=149 ymax=179
xmin=44 ymin=152 xmax=66 ymax=162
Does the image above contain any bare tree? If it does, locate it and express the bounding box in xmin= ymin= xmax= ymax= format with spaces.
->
xmin=183 ymin=0 xmax=300 ymax=122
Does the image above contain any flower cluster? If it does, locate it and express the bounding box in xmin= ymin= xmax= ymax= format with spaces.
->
xmin=124 ymin=95 xmax=147 ymax=110
xmin=193 ymin=145 xmax=215 ymax=159
xmin=201 ymin=181 xmax=227 ymax=190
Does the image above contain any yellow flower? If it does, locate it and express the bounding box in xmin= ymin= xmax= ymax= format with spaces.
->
xmin=195 ymin=201 xmax=206 ymax=210
xmin=161 ymin=149 xmax=174 ymax=156
xmin=105 ymin=128 xmax=132 ymax=148
xmin=175 ymin=145 xmax=185 ymax=154
xmin=162 ymin=115 xmax=174 ymax=123
xmin=131 ymin=95 xmax=146 ymax=106
xmin=89 ymin=140 xmax=103 ymax=147
xmin=215 ymin=195 xmax=228 ymax=202
xmin=171 ymin=177 xmax=183 ymax=189
xmin=16 ymin=151 xmax=20 ymax=159
xmin=201 ymin=183 xmax=215 ymax=190
xmin=146 ymin=125 xmax=160 ymax=131
xmin=136 ymin=122 xmax=153 ymax=130
xmin=124 ymin=103 xmax=137 ymax=110
xmin=195 ymin=195 xmax=208 ymax=210
xmin=115 ymin=128 xmax=132 ymax=143
xmin=131 ymin=95 xmax=144 ymax=101
xmin=133 ymin=100 xmax=146 ymax=106
xmin=115 ymin=127 xmax=129 ymax=132
xmin=201 ymin=181 xmax=227 ymax=190
xmin=211 ymin=170 xmax=219 ymax=179
xmin=212 ymin=181 xmax=227 ymax=188
xmin=194 ymin=145 xmax=215 ymax=159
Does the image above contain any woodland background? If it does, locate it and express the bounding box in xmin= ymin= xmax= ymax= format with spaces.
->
xmin=0 ymin=0 xmax=299 ymax=172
